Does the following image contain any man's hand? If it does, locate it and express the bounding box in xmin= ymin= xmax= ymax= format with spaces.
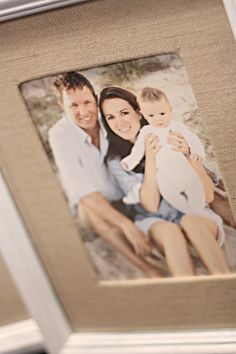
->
xmin=80 ymin=192 xmax=151 ymax=256
xmin=167 ymin=131 xmax=190 ymax=156
xmin=121 ymin=220 xmax=151 ymax=256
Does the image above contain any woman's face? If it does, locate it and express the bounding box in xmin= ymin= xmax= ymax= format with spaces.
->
xmin=102 ymin=98 xmax=141 ymax=143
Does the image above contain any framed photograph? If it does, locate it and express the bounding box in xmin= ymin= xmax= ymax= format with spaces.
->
xmin=0 ymin=0 xmax=236 ymax=353
xmin=19 ymin=53 xmax=236 ymax=280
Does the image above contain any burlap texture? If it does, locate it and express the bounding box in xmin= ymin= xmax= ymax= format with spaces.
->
xmin=0 ymin=0 xmax=236 ymax=331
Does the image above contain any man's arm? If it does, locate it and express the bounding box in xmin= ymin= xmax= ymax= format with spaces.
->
xmin=48 ymin=126 xmax=98 ymax=208
xmin=80 ymin=192 xmax=151 ymax=256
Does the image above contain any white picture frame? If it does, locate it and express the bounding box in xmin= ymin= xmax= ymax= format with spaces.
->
xmin=0 ymin=0 xmax=87 ymax=23
xmin=0 ymin=319 xmax=44 ymax=354
xmin=1 ymin=167 xmax=236 ymax=354
xmin=0 ymin=1 xmax=236 ymax=353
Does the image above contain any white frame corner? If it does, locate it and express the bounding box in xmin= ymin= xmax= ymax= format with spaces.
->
xmin=0 ymin=1 xmax=236 ymax=353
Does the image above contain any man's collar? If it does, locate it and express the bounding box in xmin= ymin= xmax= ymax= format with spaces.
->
xmin=65 ymin=114 xmax=107 ymax=143
xmin=98 ymin=116 xmax=107 ymax=139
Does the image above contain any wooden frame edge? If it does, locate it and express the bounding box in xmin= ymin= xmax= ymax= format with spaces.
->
xmin=61 ymin=330 xmax=236 ymax=354
xmin=0 ymin=171 xmax=71 ymax=354
xmin=0 ymin=319 xmax=44 ymax=354
xmin=1 ymin=168 xmax=236 ymax=354
xmin=0 ymin=0 xmax=87 ymax=23
xmin=0 ymin=2 xmax=236 ymax=353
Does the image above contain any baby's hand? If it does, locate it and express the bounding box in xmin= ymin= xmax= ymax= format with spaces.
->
xmin=190 ymin=153 xmax=203 ymax=162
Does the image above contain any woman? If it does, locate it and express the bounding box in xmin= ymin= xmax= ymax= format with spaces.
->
xmin=99 ymin=86 xmax=230 ymax=276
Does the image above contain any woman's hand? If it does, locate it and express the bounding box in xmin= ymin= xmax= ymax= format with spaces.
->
xmin=121 ymin=220 xmax=151 ymax=256
xmin=167 ymin=131 xmax=190 ymax=156
xmin=144 ymin=133 xmax=161 ymax=162
xmin=190 ymin=153 xmax=203 ymax=162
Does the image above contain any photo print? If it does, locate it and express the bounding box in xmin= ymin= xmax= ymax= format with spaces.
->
xmin=20 ymin=54 xmax=236 ymax=280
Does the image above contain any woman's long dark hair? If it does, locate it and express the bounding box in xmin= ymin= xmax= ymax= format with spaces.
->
xmin=99 ymin=86 xmax=148 ymax=169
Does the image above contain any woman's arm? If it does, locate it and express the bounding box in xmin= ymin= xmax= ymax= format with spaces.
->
xmin=189 ymin=160 xmax=214 ymax=203
xmin=139 ymin=134 xmax=161 ymax=213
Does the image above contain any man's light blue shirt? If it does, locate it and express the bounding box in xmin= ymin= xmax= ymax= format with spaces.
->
xmin=48 ymin=116 xmax=123 ymax=210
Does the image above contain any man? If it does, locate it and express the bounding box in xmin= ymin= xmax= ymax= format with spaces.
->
xmin=48 ymin=72 xmax=160 ymax=277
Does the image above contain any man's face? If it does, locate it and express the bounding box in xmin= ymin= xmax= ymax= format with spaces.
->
xmin=61 ymin=86 xmax=98 ymax=132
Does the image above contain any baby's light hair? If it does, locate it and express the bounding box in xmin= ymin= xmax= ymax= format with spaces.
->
xmin=140 ymin=87 xmax=169 ymax=103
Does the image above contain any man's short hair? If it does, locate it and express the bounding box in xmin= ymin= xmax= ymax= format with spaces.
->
xmin=140 ymin=87 xmax=168 ymax=103
xmin=54 ymin=71 xmax=96 ymax=100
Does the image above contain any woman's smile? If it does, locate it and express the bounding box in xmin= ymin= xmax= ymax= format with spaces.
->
xmin=102 ymin=98 xmax=141 ymax=143
xmin=118 ymin=126 xmax=131 ymax=133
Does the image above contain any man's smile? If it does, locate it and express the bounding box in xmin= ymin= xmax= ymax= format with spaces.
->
xmin=78 ymin=115 xmax=95 ymax=123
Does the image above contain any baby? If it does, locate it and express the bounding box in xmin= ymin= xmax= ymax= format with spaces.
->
xmin=121 ymin=87 xmax=206 ymax=214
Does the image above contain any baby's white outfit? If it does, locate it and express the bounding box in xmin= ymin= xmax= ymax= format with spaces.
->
xmin=121 ymin=121 xmax=206 ymax=214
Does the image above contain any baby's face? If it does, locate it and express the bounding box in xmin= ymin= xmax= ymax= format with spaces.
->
xmin=140 ymin=97 xmax=172 ymax=128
